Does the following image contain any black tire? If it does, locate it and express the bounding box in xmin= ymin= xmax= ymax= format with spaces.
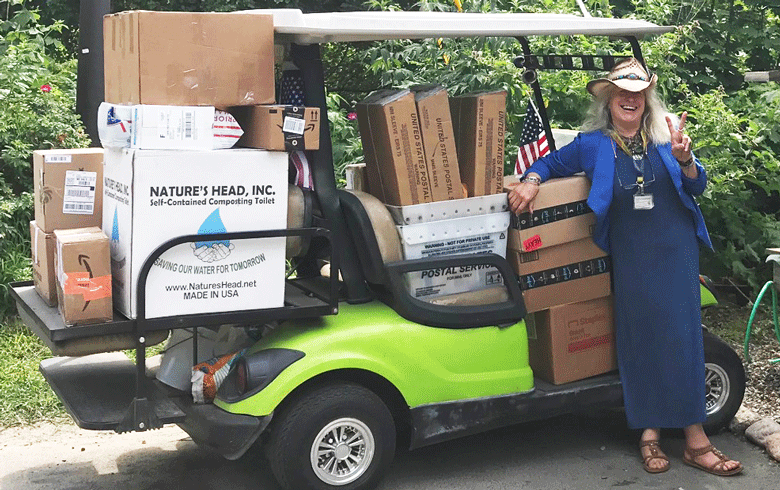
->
xmin=702 ymin=330 xmax=746 ymax=434
xmin=266 ymin=382 xmax=396 ymax=490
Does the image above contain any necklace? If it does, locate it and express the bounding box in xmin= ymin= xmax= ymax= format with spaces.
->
xmin=610 ymin=129 xmax=647 ymax=157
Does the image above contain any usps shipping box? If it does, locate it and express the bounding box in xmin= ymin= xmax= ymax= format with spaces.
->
xmin=54 ymin=227 xmax=113 ymax=325
xmin=450 ymin=91 xmax=506 ymax=197
xmin=30 ymin=221 xmax=58 ymax=306
xmin=103 ymin=10 xmax=275 ymax=107
xmin=233 ymin=105 xmax=320 ymax=151
xmin=412 ymin=85 xmax=463 ymax=201
xmin=356 ymin=89 xmax=432 ymax=206
xmin=33 ymin=149 xmax=104 ymax=233
xmin=526 ymin=296 xmax=617 ymax=385
xmin=399 ymin=211 xmax=510 ymax=299
xmin=503 ymin=175 xmax=596 ymax=252
xmin=508 ymin=237 xmax=611 ymax=313
xmin=103 ymin=148 xmax=288 ymax=319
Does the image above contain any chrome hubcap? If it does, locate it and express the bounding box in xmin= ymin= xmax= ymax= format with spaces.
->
xmin=704 ymin=362 xmax=730 ymax=415
xmin=311 ymin=417 xmax=375 ymax=486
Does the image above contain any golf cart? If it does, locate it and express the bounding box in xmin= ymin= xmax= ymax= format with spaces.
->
xmin=10 ymin=9 xmax=745 ymax=490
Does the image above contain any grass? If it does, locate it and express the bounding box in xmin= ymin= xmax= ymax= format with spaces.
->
xmin=0 ymin=315 xmax=170 ymax=428
xmin=0 ymin=319 xmax=66 ymax=426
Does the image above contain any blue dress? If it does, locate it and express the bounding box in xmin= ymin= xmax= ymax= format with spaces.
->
xmin=608 ymin=145 xmax=707 ymax=429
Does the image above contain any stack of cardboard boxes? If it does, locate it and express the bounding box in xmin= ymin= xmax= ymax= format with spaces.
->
xmin=504 ymin=174 xmax=616 ymax=384
xmin=30 ymin=10 xmax=325 ymax=324
xmin=356 ymin=85 xmax=510 ymax=300
xmin=31 ymin=148 xmax=112 ymax=325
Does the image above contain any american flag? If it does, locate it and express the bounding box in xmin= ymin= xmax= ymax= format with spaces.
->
xmin=515 ymin=100 xmax=549 ymax=175
xmin=279 ymin=63 xmax=314 ymax=189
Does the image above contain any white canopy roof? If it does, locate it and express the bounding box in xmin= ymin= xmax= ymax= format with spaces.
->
xmin=258 ymin=9 xmax=674 ymax=45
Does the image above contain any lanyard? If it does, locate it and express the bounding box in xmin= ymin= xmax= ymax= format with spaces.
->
xmin=610 ymin=130 xmax=649 ymax=193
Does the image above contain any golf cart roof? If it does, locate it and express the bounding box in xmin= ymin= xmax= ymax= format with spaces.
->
xmin=264 ymin=9 xmax=675 ymax=45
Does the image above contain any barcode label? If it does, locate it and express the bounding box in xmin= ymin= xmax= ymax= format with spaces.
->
xmin=283 ymin=116 xmax=306 ymax=135
xmin=63 ymin=170 xmax=97 ymax=215
xmin=184 ymin=111 xmax=193 ymax=139
xmin=63 ymin=203 xmax=95 ymax=213
xmin=45 ymin=155 xmax=72 ymax=164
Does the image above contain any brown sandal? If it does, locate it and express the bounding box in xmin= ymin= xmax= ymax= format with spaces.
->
xmin=683 ymin=444 xmax=743 ymax=476
xmin=640 ymin=440 xmax=670 ymax=473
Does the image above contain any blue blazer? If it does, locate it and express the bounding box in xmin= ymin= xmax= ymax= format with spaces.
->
xmin=525 ymin=131 xmax=713 ymax=253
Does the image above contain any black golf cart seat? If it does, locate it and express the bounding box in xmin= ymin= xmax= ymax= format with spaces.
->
xmin=337 ymin=189 xmax=527 ymax=327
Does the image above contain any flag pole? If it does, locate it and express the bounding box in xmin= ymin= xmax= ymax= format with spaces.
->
xmin=516 ymin=36 xmax=556 ymax=152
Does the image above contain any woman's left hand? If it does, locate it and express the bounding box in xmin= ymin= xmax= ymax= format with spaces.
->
xmin=666 ymin=111 xmax=693 ymax=163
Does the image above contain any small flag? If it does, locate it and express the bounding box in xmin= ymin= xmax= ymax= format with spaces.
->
xmin=290 ymin=150 xmax=314 ymax=190
xmin=516 ymin=100 xmax=549 ymax=175
xmin=279 ymin=62 xmax=314 ymax=190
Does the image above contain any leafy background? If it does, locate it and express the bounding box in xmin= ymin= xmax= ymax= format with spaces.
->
xmin=2 ymin=0 xmax=780 ymax=319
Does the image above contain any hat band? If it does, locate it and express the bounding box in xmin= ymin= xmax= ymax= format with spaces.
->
xmin=611 ymin=73 xmax=648 ymax=82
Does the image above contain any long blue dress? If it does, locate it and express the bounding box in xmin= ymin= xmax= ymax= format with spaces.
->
xmin=608 ymin=145 xmax=707 ymax=429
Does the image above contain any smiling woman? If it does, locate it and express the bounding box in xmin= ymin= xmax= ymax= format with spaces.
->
xmin=507 ymin=58 xmax=742 ymax=477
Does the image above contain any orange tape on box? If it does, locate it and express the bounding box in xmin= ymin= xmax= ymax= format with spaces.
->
xmin=63 ymin=272 xmax=112 ymax=301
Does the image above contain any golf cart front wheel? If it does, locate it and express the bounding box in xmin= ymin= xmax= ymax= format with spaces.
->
xmin=702 ymin=330 xmax=746 ymax=434
xmin=266 ymin=382 xmax=396 ymax=490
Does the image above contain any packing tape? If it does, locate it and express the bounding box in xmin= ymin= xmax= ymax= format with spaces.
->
xmin=62 ymin=272 xmax=112 ymax=301
xmin=512 ymin=200 xmax=591 ymax=230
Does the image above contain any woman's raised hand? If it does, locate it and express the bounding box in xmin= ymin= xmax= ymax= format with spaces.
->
xmin=666 ymin=111 xmax=693 ymax=163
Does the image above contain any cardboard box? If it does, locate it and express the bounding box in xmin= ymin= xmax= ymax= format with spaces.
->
xmin=450 ymin=91 xmax=506 ymax=197
xmin=356 ymin=89 xmax=432 ymax=206
xmin=103 ymin=10 xmax=275 ymax=107
xmin=508 ymin=237 xmax=611 ymax=313
xmin=30 ymin=221 xmax=57 ymax=306
xmin=503 ymin=175 xmax=595 ymax=252
xmin=33 ymin=148 xmax=104 ymax=233
xmin=103 ymin=148 xmax=288 ymax=319
xmin=412 ymin=85 xmax=463 ymax=201
xmin=398 ymin=211 xmax=510 ymax=299
xmin=54 ymin=227 xmax=113 ymax=325
xmin=526 ymin=296 xmax=617 ymax=385
xmin=232 ymin=105 xmax=320 ymax=151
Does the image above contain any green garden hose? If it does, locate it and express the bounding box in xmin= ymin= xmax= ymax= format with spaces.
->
xmin=744 ymin=280 xmax=780 ymax=364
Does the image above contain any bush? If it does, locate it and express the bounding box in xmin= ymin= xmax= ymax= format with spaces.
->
xmin=0 ymin=5 xmax=89 ymax=319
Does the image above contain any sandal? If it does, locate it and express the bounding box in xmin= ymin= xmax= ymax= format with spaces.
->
xmin=640 ymin=440 xmax=670 ymax=473
xmin=683 ymin=444 xmax=743 ymax=476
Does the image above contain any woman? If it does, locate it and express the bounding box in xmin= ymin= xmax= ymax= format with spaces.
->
xmin=508 ymin=58 xmax=742 ymax=476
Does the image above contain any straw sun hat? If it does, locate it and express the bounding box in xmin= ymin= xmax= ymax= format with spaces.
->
xmin=586 ymin=58 xmax=657 ymax=97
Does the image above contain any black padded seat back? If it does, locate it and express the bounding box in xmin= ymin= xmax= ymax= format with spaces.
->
xmin=338 ymin=190 xmax=402 ymax=285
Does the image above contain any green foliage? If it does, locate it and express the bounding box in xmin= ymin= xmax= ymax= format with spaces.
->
xmin=685 ymin=87 xmax=780 ymax=290
xmin=327 ymin=92 xmax=364 ymax=187
xmin=0 ymin=319 xmax=64 ymax=425
xmin=0 ymin=3 xmax=88 ymax=318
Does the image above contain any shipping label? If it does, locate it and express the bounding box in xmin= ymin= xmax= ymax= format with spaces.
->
xmin=63 ymin=170 xmax=97 ymax=215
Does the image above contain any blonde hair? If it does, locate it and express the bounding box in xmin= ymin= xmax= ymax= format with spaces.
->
xmin=580 ymin=84 xmax=672 ymax=144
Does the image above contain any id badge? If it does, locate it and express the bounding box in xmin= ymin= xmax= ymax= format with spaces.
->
xmin=634 ymin=193 xmax=654 ymax=210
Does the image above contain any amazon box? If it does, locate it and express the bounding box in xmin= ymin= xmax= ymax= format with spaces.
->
xmin=412 ymin=85 xmax=463 ymax=201
xmin=508 ymin=237 xmax=611 ymax=313
xmin=54 ymin=227 xmax=112 ymax=326
xmin=33 ymin=148 xmax=104 ymax=233
xmin=103 ymin=10 xmax=274 ymax=107
xmin=30 ymin=221 xmax=57 ymax=306
xmin=450 ymin=91 xmax=506 ymax=197
xmin=103 ymin=148 xmax=288 ymax=319
xmin=233 ymin=105 xmax=320 ymax=150
xmin=504 ymin=175 xmax=595 ymax=252
xmin=356 ymin=89 xmax=432 ymax=206
xmin=526 ymin=296 xmax=617 ymax=385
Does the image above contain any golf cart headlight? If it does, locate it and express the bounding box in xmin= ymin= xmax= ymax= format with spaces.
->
xmin=218 ymin=348 xmax=305 ymax=402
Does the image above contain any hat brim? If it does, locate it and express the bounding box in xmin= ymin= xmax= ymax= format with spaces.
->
xmin=586 ymin=73 xmax=657 ymax=97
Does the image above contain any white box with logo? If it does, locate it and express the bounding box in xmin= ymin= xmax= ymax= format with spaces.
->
xmin=103 ymin=148 xmax=288 ymax=319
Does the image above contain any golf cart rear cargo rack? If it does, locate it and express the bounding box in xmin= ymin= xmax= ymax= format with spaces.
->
xmin=11 ymin=226 xmax=338 ymax=433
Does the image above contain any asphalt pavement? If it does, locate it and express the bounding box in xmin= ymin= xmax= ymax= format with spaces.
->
xmin=2 ymin=412 xmax=777 ymax=490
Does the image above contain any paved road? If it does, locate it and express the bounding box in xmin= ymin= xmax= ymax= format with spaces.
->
xmin=2 ymin=413 xmax=777 ymax=490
